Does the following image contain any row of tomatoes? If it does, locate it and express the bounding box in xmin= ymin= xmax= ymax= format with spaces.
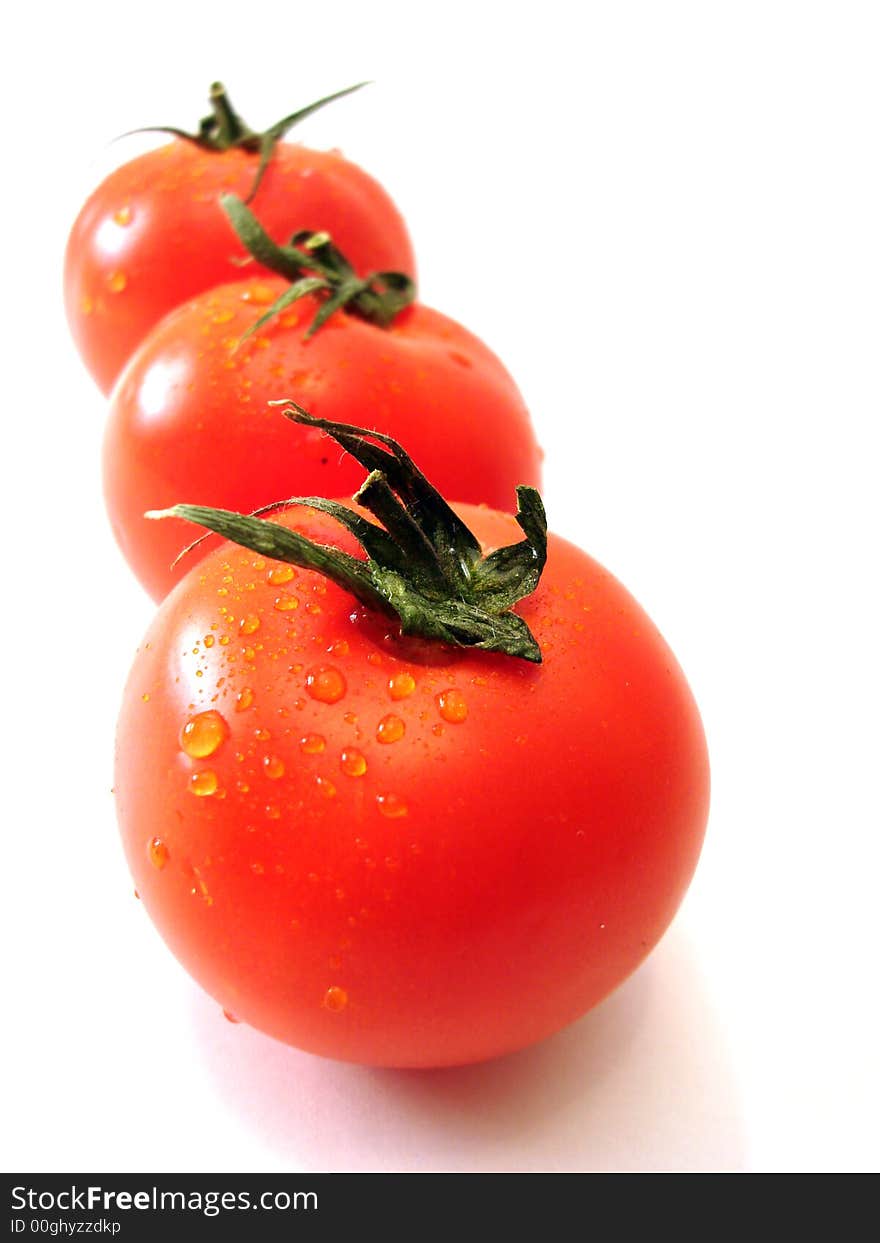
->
xmin=64 ymin=83 xmax=709 ymax=1068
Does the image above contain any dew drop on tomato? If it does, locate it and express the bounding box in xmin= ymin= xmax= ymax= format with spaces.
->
xmin=235 ymin=687 xmax=254 ymax=713
xmin=147 ymin=837 xmax=169 ymax=870
xmin=306 ymin=666 xmax=346 ymax=704
xmin=179 ymin=709 xmax=229 ymax=758
xmin=376 ymin=714 xmax=406 ymax=744
xmin=189 ymin=770 xmax=219 ymax=797
xmin=376 ymin=793 xmax=408 ymax=819
xmin=323 ymin=986 xmax=348 ymax=1013
xmin=300 ymin=733 xmax=326 ymax=755
xmin=388 ymin=672 xmax=416 ymax=700
xmin=340 ymin=748 xmax=367 ymax=777
xmin=436 ymin=689 xmax=468 ymax=723
xmin=262 ymin=755 xmax=285 ymax=780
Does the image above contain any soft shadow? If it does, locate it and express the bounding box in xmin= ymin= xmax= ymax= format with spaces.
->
xmin=191 ymin=925 xmax=746 ymax=1172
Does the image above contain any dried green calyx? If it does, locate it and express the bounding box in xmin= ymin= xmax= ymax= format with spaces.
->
xmin=148 ymin=405 xmax=547 ymax=663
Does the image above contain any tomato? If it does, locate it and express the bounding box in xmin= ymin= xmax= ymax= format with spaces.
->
xmin=114 ymin=424 xmax=708 ymax=1068
xmin=103 ymin=276 xmax=542 ymax=601
xmin=64 ymin=85 xmax=415 ymax=393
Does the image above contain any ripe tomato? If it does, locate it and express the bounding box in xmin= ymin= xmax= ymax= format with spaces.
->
xmin=64 ymin=86 xmax=415 ymax=393
xmin=114 ymin=452 xmax=708 ymax=1067
xmin=103 ymin=278 xmax=542 ymax=601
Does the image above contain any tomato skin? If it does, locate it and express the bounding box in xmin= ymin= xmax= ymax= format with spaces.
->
xmin=64 ymin=142 xmax=416 ymax=394
xmin=114 ymin=504 xmax=709 ymax=1068
xmin=103 ymin=279 xmax=542 ymax=601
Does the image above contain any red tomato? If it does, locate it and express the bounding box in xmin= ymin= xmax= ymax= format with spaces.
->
xmin=103 ymin=280 xmax=542 ymax=600
xmin=64 ymin=103 xmax=414 ymax=394
xmin=114 ymin=501 xmax=709 ymax=1069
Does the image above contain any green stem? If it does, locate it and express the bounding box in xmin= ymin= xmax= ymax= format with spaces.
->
xmin=148 ymin=404 xmax=547 ymax=663
xmin=205 ymin=82 xmax=254 ymax=147
xmin=220 ymin=198 xmax=416 ymax=340
xmin=124 ymin=81 xmax=369 ymax=201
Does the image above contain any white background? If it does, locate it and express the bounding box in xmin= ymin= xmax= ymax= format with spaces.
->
xmin=2 ymin=1 xmax=878 ymax=1173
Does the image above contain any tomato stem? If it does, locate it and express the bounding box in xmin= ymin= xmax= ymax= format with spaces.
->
xmin=221 ymin=197 xmax=415 ymax=340
xmin=148 ymin=405 xmax=547 ymax=663
xmin=123 ymin=81 xmax=369 ymax=202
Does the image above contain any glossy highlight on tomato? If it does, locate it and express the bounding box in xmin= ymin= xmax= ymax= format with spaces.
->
xmin=114 ymin=502 xmax=709 ymax=1068
xmin=65 ymin=132 xmax=415 ymax=394
xmin=103 ymin=282 xmax=542 ymax=600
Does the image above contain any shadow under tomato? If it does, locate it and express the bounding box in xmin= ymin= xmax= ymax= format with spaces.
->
xmin=190 ymin=923 xmax=746 ymax=1172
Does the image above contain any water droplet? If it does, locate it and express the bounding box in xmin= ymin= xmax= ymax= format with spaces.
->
xmin=148 ymin=837 xmax=168 ymax=869
xmin=265 ymin=804 xmax=281 ymax=820
xmin=241 ymin=283 xmax=275 ymax=306
xmin=179 ymin=709 xmax=229 ymax=758
xmin=254 ymin=726 xmax=271 ymax=742
xmin=262 ymin=754 xmax=285 ymax=780
xmin=376 ymin=793 xmax=408 ymax=819
xmin=211 ymin=308 xmax=235 ymax=324
xmin=273 ymin=592 xmax=298 ymax=611
xmin=376 ymin=714 xmax=405 ymax=744
xmin=235 ymin=687 xmax=254 ymax=713
xmin=113 ymin=205 xmax=132 ymax=226
xmin=80 ymin=294 xmax=94 ymax=315
xmin=323 ymin=986 xmax=348 ymax=1012
xmin=436 ymin=688 xmax=468 ymax=723
xmin=328 ymin=639 xmax=350 ymax=656
xmin=141 ymin=692 xmax=150 ymax=702
xmin=306 ymin=666 xmax=346 ymax=704
xmin=388 ymin=671 xmax=416 ymax=700
xmin=300 ymin=733 xmax=325 ymax=754
xmin=315 ymin=775 xmax=337 ymax=799
xmin=107 ymin=270 xmax=127 ymax=293
xmin=340 ymin=748 xmax=367 ymax=777
xmin=267 ymin=564 xmax=296 ymax=584
xmin=203 ymin=634 xmax=215 ymax=648
xmin=239 ymin=614 xmax=260 ymax=635
xmin=189 ymin=770 xmax=219 ymax=797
